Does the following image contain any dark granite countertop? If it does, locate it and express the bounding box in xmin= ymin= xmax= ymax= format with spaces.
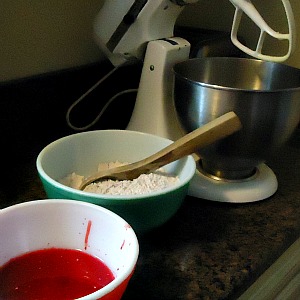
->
xmin=1 ymin=63 xmax=300 ymax=299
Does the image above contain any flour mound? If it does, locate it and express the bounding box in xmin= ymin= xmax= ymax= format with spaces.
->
xmin=60 ymin=161 xmax=179 ymax=195
xmin=84 ymin=173 xmax=179 ymax=195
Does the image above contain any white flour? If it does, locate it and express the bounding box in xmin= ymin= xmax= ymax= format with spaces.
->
xmin=60 ymin=161 xmax=179 ymax=196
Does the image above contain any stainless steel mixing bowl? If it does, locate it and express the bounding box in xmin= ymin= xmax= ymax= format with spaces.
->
xmin=173 ymin=57 xmax=300 ymax=180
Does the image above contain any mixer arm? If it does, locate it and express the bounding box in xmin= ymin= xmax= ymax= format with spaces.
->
xmin=229 ymin=0 xmax=296 ymax=62
xmin=94 ymin=0 xmax=295 ymax=65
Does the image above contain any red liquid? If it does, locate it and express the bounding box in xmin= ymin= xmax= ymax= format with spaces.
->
xmin=0 ymin=248 xmax=115 ymax=300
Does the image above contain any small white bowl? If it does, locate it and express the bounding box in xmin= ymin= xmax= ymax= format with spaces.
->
xmin=36 ymin=130 xmax=196 ymax=233
xmin=0 ymin=199 xmax=139 ymax=300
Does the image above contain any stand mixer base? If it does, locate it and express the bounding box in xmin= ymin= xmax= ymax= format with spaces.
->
xmin=188 ymin=163 xmax=278 ymax=203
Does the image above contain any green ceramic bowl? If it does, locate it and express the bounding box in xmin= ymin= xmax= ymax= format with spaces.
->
xmin=36 ymin=130 xmax=196 ymax=233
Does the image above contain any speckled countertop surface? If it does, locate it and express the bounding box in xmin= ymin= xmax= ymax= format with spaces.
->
xmin=1 ymin=63 xmax=300 ymax=299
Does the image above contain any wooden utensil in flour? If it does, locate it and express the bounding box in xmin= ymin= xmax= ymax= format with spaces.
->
xmin=79 ymin=112 xmax=242 ymax=190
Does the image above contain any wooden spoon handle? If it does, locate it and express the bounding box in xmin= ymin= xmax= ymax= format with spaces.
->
xmin=126 ymin=111 xmax=242 ymax=175
xmin=80 ymin=112 xmax=242 ymax=189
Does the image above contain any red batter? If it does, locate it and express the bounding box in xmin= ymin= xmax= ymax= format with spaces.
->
xmin=0 ymin=248 xmax=115 ymax=299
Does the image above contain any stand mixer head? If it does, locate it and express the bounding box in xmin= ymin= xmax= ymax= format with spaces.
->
xmin=94 ymin=0 xmax=295 ymax=66
xmin=173 ymin=57 xmax=300 ymax=181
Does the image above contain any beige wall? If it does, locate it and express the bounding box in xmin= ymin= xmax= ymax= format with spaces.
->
xmin=1 ymin=0 xmax=299 ymax=82
xmin=1 ymin=0 xmax=105 ymax=82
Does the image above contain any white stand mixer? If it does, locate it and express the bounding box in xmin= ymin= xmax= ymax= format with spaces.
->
xmin=94 ymin=0 xmax=295 ymax=203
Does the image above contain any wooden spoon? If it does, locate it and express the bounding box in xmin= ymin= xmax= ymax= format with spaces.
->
xmin=79 ymin=112 xmax=242 ymax=190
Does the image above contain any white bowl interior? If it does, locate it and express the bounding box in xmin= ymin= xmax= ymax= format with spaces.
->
xmin=0 ymin=199 xmax=139 ymax=299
